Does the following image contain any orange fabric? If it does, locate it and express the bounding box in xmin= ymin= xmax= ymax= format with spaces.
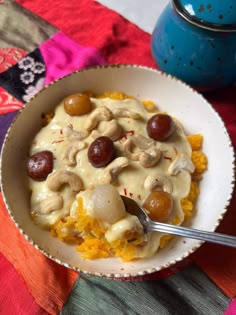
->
xmin=0 ymin=193 xmax=78 ymax=315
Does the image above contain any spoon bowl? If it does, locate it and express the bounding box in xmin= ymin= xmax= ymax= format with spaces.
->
xmin=121 ymin=195 xmax=236 ymax=248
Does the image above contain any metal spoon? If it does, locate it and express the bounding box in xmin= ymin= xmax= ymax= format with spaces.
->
xmin=121 ymin=195 xmax=236 ymax=248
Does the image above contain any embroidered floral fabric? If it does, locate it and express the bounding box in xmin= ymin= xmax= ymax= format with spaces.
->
xmin=0 ymin=48 xmax=27 ymax=73
xmin=0 ymin=0 xmax=57 ymax=148
xmin=0 ymin=48 xmax=27 ymax=115
xmin=0 ymin=49 xmax=46 ymax=103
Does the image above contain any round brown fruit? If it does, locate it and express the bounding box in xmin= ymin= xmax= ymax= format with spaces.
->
xmin=147 ymin=113 xmax=175 ymax=141
xmin=88 ymin=136 xmax=115 ymax=168
xmin=27 ymin=150 xmax=53 ymax=181
xmin=64 ymin=93 xmax=92 ymax=116
xmin=143 ymin=191 xmax=173 ymax=222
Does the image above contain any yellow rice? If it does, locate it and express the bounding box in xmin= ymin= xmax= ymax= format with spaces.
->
xmin=51 ymin=94 xmax=208 ymax=261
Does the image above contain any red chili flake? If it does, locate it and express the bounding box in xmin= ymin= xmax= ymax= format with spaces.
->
xmin=68 ymin=123 xmax=73 ymax=129
xmin=119 ymin=130 xmax=135 ymax=143
xmin=51 ymin=140 xmax=64 ymax=144
xmin=161 ymin=149 xmax=168 ymax=154
xmin=59 ymin=129 xmax=63 ymax=135
xmin=164 ymin=156 xmax=172 ymax=162
xmin=119 ymin=133 xmax=127 ymax=142
xmin=124 ymin=188 xmax=127 ymax=196
xmin=173 ymin=147 xmax=178 ymax=156
xmin=127 ymin=130 xmax=134 ymax=136
xmin=129 ymin=192 xmax=133 ymax=198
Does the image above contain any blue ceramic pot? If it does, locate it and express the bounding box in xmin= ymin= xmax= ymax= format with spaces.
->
xmin=151 ymin=0 xmax=236 ymax=89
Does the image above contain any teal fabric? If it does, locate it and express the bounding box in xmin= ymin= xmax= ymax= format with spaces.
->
xmin=61 ymin=265 xmax=229 ymax=315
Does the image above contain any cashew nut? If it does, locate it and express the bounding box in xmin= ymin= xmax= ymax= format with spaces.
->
xmin=144 ymin=175 xmax=173 ymax=193
xmin=132 ymin=135 xmax=155 ymax=150
xmin=47 ymin=170 xmax=82 ymax=192
xmin=168 ymin=153 xmax=195 ymax=175
xmin=91 ymin=119 xmax=122 ymax=141
xmin=63 ymin=141 xmax=86 ymax=166
xmin=39 ymin=194 xmax=64 ymax=214
xmin=123 ymin=136 xmax=161 ymax=168
xmin=99 ymin=157 xmax=129 ymax=184
xmin=63 ymin=125 xmax=88 ymax=140
xmin=84 ymin=106 xmax=112 ymax=131
xmin=113 ymin=108 xmax=143 ymax=120
xmin=139 ymin=147 xmax=162 ymax=168
xmin=123 ymin=138 xmax=140 ymax=160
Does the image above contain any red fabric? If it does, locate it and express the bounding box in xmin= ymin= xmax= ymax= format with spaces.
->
xmin=0 ymin=86 xmax=23 ymax=114
xmin=15 ymin=0 xmax=157 ymax=68
xmin=0 ymin=48 xmax=25 ymax=114
xmin=204 ymin=86 xmax=236 ymax=148
xmin=0 ymin=254 xmax=48 ymax=315
xmin=192 ymin=86 xmax=236 ymax=299
xmin=0 ymin=193 xmax=78 ymax=315
xmin=0 ymin=48 xmax=27 ymax=73
xmin=192 ymin=187 xmax=236 ymax=298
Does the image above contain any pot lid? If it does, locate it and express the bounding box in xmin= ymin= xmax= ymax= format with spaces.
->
xmin=172 ymin=0 xmax=236 ymax=31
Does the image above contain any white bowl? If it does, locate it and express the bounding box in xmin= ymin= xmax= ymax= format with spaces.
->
xmin=0 ymin=65 xmax=235 ymax=278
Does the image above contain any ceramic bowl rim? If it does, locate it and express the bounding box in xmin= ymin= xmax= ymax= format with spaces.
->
xmin=0 ymin=64 xmax=235 ymax=278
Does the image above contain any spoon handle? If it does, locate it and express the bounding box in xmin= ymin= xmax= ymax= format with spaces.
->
xmin=148 ymin=221 xmax=236 ymax=248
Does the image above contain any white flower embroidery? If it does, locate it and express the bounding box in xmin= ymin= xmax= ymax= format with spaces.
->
xmin=20 ymin=71 xmax=35 ymax=85
xmin=18 ymin=56 xmax=34 ymax=70
xmin=22 ymin=78 xmax=44 ymax=102
xmin=32 ymin=62 xmax=45 ymax=74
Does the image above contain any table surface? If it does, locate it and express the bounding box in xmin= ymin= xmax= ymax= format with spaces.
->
xmin=0 ymin=1 xmax=236 ymax=314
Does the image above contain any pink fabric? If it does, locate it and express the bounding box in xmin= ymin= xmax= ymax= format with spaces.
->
xmin=0 ymin=254 xmax=47 ymax=315
xmin=225 ymin=300 xmax=236 ymax=315
xmin=40 ymin=31 xmax=106 ymax=85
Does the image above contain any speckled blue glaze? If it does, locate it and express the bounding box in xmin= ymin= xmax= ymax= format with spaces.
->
xmin=179 ymin=0 xmax=236 ymax=25
xmin=151 ymin=3 xmax=236 ymax=89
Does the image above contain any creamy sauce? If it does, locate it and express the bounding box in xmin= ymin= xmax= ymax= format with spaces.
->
xmin=29 ymin=97 xmax=194 ymax=258
xmin=105 ymin=214 xmax=144 ymax=243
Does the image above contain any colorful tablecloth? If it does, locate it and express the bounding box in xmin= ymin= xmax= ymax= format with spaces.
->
xmin=0 ymin=1 xmax=236 ymax=314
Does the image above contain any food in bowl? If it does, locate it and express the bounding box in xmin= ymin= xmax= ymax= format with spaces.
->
xmin=27 ymin=91 xmax=207 ymax=261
